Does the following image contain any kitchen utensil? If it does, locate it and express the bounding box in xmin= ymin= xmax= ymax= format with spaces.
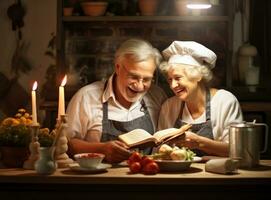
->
xmin=229 ymin=121 xmax=268 ymax=168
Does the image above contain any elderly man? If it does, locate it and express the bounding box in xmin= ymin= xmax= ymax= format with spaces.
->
xmin=66 ymin=38 xmax=167 ymax=163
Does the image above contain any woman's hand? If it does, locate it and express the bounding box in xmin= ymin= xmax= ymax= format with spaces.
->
xmin=103 ymin=140 xmax=131 ymax=163
xmin=179 ymin=131 xmax=202 ymax=149
xmin=168 ymin=131 xmax=202 ymax=150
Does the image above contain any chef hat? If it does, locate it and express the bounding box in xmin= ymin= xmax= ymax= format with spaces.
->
xmin=162 ymin=41 xmax=217 ymax=69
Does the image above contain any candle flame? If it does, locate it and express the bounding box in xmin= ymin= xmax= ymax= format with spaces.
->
xmin=32 ymin=81 xmax=38 ymax=91
xmin=61 ymin=75 xmax=67 ymax=87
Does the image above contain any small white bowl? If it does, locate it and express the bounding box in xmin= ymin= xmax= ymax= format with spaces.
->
xmin=74 ymin=153 xmax=105 ymax=169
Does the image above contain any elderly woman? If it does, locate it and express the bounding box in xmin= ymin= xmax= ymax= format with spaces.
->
xmin=158 ymin=41 xmax=243 ymax=157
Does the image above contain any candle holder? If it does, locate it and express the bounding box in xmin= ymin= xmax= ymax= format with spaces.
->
xmin=23 ymin=123 xmax=40 ymax=169
xmin=53 ymin=114 xmax=74 ymax=168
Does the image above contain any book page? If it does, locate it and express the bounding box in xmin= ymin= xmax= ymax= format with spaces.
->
xmin=152 ymin=128 xmax=180 ymax=142
xmin=153 ymin=124 xmax=192 ymax=142
xmin=118 ymin=129 xmax=155 ymax=147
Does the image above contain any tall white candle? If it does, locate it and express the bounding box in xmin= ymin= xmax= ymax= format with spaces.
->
xmin=32 ymin=81 xmax=38 ymax=124
xmin=58 ymin=75 xmax=67 ymax=119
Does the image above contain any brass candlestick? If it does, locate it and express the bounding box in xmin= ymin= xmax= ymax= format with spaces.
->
xmin=53 ymin=115 xmax=73 ymax=168
xmin=23 ymin=123 xmax=40 ymax=169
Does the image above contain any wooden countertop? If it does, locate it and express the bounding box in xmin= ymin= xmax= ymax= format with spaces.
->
xmin=1 ymin=160 xmax=271 ymax=185
xmin=1 ymin=160 xmax=271 ymax=200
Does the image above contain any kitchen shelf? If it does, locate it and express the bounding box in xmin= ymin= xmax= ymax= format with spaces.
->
xmin=62 ymin=15 xmax=230 ymax=22
xmin=56 ymin=0 xmax=234 ymax=89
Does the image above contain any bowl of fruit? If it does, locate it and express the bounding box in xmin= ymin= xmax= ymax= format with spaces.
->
xmin=150 ymin=144 xmax=201 ymax=172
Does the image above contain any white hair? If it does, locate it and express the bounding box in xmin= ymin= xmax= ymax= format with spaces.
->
xmin=115 ymin=38 xmax=162 ymax=67
xmin=159 ymin=61 xmax=213 ymax=83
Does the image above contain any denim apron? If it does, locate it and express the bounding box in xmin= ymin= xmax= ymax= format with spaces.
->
xmin=174 ymin=89 xmax=214 ymax=156
xmin=101 ymin=82 xmax=154 ymax=155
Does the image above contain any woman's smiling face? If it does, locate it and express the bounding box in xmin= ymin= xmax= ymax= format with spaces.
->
xmin=167 ymin=65 xmax=201 ymax=101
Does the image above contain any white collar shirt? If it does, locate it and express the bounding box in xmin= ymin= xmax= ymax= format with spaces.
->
xmin=66 ymin=74 xmax=167 ymax=141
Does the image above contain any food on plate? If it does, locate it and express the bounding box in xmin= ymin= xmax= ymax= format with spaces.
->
xmin=151 ymin=144 xmax=196 ymax=161
xmin=74 ymin=153 xmax=105 ymax=169
xmin=170 ymin=149 xmax=187 ymax=160
xmin=158 ymin=143 xmax=173 ymax=154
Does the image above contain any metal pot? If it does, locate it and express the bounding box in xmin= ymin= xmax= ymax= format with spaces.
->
xmin=229 ymin=122 xmax=268 ymax=168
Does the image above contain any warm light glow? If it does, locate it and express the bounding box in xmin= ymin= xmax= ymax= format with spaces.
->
xmin=187 ymin=4 xmax=211 ymax=9
xmin=31 ymin=81 xmax=38 ymax=124
xmin=32 ymin=81 xmax=38 ymax=91
xmin=61 ymin=75 xmax=67 ymax=86
xmin=187 ymin=0 xmax=212 ymax=9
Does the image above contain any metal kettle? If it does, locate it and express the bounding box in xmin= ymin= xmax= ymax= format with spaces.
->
xmin=229 ymin=121 xmax=268 ymax=168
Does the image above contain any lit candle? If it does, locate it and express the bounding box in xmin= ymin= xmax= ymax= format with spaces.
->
xmin=31 ymin=81 xmax=38 ymax=124
xmin=58 ymin=75 xmax=67 ymax=119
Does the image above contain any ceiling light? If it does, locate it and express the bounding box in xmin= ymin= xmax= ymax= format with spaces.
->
xmin=186 ymin=0 xmax=212 ymax=9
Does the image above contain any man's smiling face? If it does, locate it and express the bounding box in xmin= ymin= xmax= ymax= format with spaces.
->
xmin=114 ymin=55 xmax=156 ymax=107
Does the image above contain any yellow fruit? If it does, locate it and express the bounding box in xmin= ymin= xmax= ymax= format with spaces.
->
xmin=19 ymin=117 xmax=27 ymax=125
xmin=1 ymin=118 xmax=14 ymax=126
xmin=11 ymin=118 xmax=20 ymax=126
xmin=26 ymin=119 xmax=33 ymax=125
xmin=24 ymin=113 xmax=30 ymax=119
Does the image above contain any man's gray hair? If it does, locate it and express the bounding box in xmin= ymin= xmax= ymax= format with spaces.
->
xmin=115 ymin=38 xmax=162 ymax=67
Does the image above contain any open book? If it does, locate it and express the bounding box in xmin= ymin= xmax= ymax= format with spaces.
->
xmin=118 ymin=124 xmax=192 ymax=149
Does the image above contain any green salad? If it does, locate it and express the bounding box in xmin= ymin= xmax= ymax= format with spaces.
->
xmin=151 ymin=144 xmax=196 ymax=161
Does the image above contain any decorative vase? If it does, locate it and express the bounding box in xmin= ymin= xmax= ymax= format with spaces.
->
xmin=138 ymin=0 xmax=158 ymax=16
xmin=34 ymin=147 xmax=57 ymax=175
xmin=63 ymin=7 xmax=74 ymax=16
xmin=0 ymin=146 xmax=29 ymax=168
xmin=81 ymin=2 xmax=108 ymax=16
xmin=238 ymin=43 xmax=258 ymax=85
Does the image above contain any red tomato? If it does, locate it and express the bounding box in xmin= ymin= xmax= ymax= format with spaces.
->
xmin=128 ymin=152 xmax=142 ymax=164
xmin=142 ymin=161 xmax=159 ymax=175
xmin=129 ymin=162 xmax=141 ymax=174
xmin=140 ymin=156 xmax=154 ymax=167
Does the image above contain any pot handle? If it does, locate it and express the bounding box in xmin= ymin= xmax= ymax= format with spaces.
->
xmin=255 ymin=123 xmax=269 ymax=153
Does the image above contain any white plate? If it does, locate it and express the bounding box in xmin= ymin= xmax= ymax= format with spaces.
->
xmin=68 ymin=163 xmax=112 ymax=173
xmin=155 ymin=156 xmax=202 ymax=172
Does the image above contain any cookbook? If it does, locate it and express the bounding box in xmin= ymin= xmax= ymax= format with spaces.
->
xmin=118 ymin=124 xmax=191 ymax=148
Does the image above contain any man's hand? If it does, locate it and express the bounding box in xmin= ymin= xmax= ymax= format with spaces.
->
xmin=103 ymin=140 xmax=131 ymax=163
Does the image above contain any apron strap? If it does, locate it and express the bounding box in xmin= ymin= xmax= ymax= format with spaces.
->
xmin=205 ymin=88 xmax=211 ymax=121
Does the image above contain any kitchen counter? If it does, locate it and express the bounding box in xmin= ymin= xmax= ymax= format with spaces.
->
xmin=0 ymin=160 xmax=271 ymax=200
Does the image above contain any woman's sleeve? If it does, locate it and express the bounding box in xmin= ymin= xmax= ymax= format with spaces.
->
xmin=218 ymin=94 xmax=243 ymax=142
